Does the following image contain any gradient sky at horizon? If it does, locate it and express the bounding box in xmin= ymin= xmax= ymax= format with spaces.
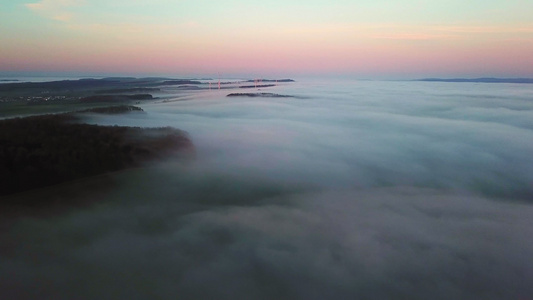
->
xmin=1 ymin=0 xmax=532 ymax=78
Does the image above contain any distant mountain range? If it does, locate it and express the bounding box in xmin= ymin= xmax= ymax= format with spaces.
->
xmin=416 ymin=78 xmax=533 ymax=84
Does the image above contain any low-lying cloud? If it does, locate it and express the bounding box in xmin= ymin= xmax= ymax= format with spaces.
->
xmin=2 ymin=184 xmax=532 ymax=299
xmin=1 ymin=80 xmax=533 ymax=299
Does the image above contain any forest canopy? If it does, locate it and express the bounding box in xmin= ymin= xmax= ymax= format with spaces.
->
xmin=0 ymin=110 xmax=193 ymax=197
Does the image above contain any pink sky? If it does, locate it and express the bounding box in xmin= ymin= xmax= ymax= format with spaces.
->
xmin=1 ymin=0 xmax=533 ymax=78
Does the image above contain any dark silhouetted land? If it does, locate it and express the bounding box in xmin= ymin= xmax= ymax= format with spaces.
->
xmin=239 ymin=84 xmax=277 ymax=89
xmin=1 ymin=77 xmax=295 ymax=117
xmin=79 ymin=94 xmax=153 ymax=103
xmin=95 ymin=88 xmax=161 ymax=94
xmin=245 ymin=79 xmax=295 ymax=83
xmin=227 ymin=93 xmax=295 ymax=98
xmin=0 ymin=109 xmax=193 ymax=198
xmin=77 ymin=105 xmax=145 ymax=114
xmin=0 ymin=76 xmax=297 ymax=198
xmin=417 ymin=78 xmax=533 ymax=84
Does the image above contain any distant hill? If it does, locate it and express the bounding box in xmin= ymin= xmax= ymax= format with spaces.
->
xmin=245 ymin=79 xmax=295 ymax=83
xmin=416 ymin=78 xmax=533 ymax=84
xmin=227 ymin=93 xmax=294 ymax=98
xmin=79 ymin=94 xmax=153 ymax=103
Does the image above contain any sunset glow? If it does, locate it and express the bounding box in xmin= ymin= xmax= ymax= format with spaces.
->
xmin=1 ymin=0 xmax=532 ymax=78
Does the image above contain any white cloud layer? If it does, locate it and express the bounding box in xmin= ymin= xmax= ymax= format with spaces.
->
xmin=1 ymin=79 xmax=533 ymax=299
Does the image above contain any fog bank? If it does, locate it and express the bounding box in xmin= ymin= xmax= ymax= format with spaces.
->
xmin=1 ymin=79 xmax=533 ymax=299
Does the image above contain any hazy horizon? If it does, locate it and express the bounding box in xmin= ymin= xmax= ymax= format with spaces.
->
xmin=2 ymin=71 xmax=533 ymax=83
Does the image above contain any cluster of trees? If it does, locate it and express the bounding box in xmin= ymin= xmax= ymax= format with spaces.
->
xmin=0 ymin=113 xmax=193 ymax=196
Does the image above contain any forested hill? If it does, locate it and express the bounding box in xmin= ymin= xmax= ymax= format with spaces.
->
xmin=0 ymin=111 xmax=193 ymax=198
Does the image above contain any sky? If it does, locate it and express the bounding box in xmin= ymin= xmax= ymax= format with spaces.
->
xmin=1 ymin=0 xmax=533 ymax=78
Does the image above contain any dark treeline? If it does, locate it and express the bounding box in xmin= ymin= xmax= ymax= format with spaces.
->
xmin=245 ymin=79 xmax=295 ymax=83
xmin=0 ymin=77 xmax=198 ymax=96
xmin=79 ymin=94 xmax=153 ymax=103
xmin=417 ymin=78 xmax=533 ymax=84
xmin=162 ymin=80 xmax=202 ymax=85
xmin=78 ymin=105 xmax=145 ymax=114
xmin=0 ymin=79 xmax=119 ymax=92
xmin=0 ymin=113 xmax=193 ymax=197
xmin=94 ymin=88 xmax=161 ymax=94
xmin=239 ymin=84 xmax=276 ymax=89
xmin=0 ymin=78 xmax=166 ymax=93
xmin=227 ymin=93 xmax=294 ymax=98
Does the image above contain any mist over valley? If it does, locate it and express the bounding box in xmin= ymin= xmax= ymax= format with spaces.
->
xmin=1 ymin=78 xmax=532 ymax=299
